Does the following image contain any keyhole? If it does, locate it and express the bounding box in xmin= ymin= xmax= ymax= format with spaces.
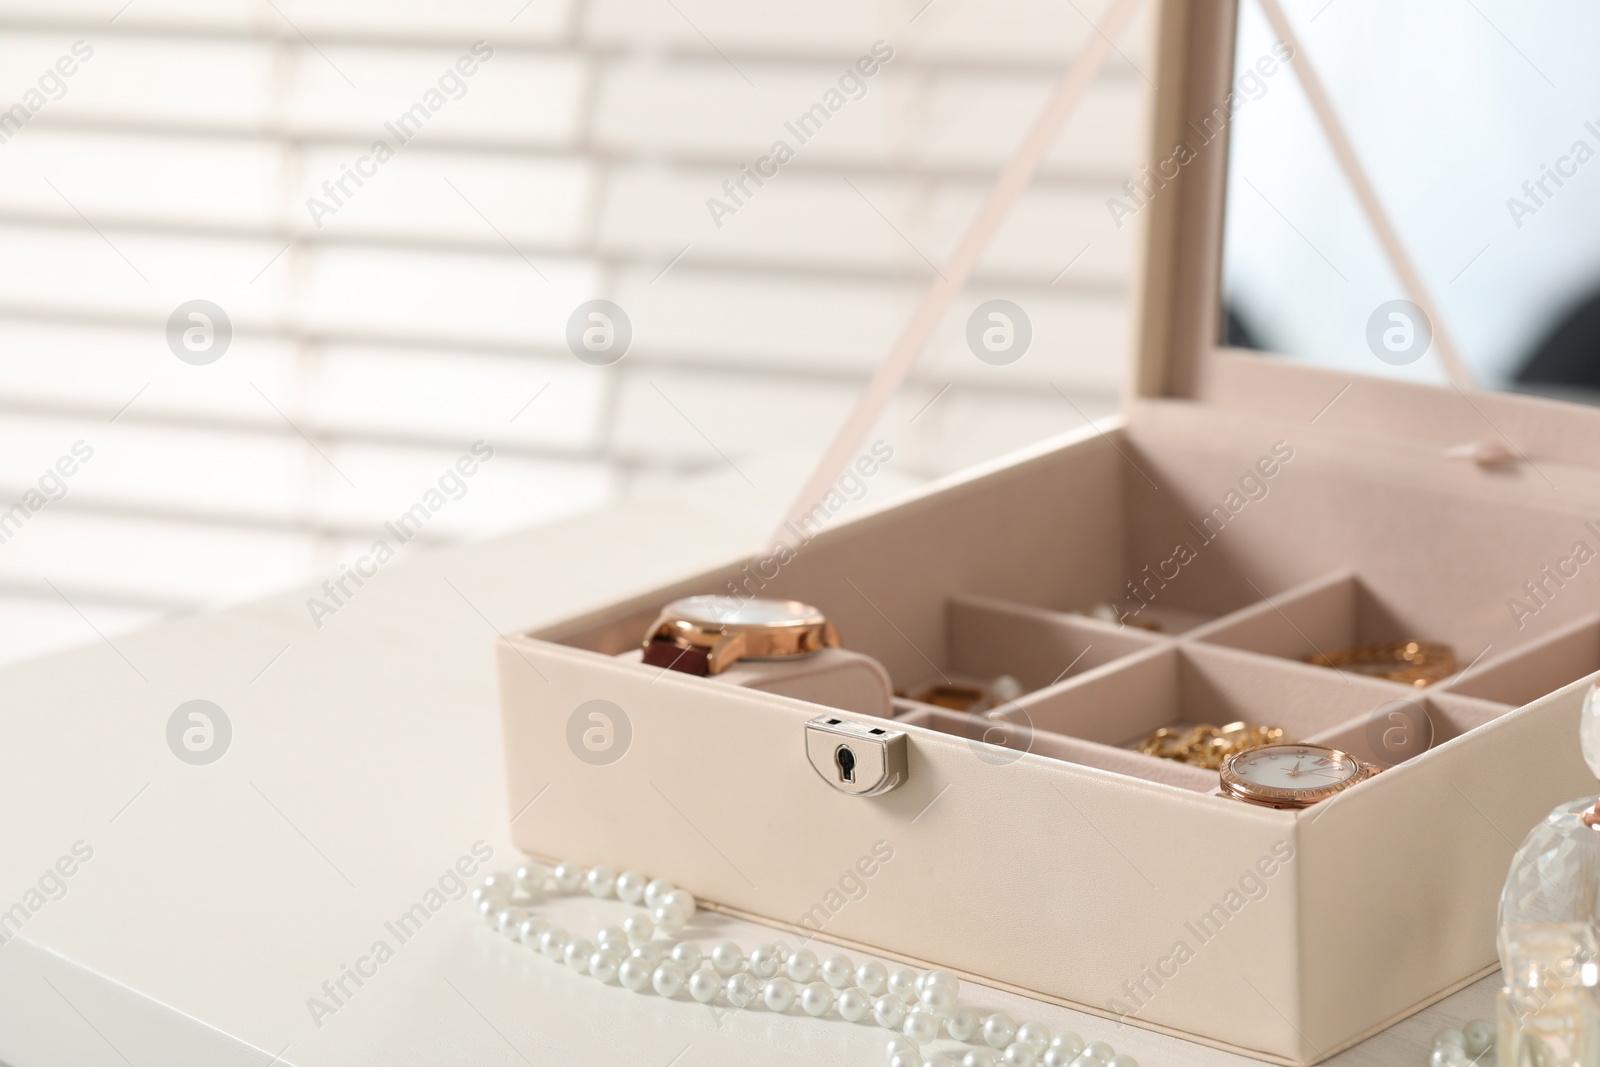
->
xmin=835 ymin=745 xmax=856 ymax=783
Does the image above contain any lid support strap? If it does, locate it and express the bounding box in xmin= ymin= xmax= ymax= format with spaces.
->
xmin=771 ymin=0 xmax=1145 ymax=547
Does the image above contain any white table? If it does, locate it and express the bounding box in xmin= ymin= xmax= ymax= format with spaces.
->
xmin=0 ymin=465 xmax=1492 ymax=1066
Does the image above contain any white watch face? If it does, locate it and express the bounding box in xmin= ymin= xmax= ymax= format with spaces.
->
xmin=669 ymin=596 xmax=822 ymax=629
xmin=1230 ymin=745 xmax=1360 ymax=791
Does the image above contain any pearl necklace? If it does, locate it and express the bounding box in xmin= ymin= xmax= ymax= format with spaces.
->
xmin=472 ymin=860 xmax=1143 ymax=1067
xmin=1428 ymin=1021 xmax=1494 ymax=1066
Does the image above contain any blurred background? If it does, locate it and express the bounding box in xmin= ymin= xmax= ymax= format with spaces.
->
xmin=0 ymin=0 xmax=1147 ymax=666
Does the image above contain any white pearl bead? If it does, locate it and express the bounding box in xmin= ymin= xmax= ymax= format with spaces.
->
xmin=476 ymin=897 xmax=497 ymax=921
xmin=1429 ymin=1051 xmax=1467 ymax=1067
xmin=596 ymin=925 xmax=628 ymax=953
xmin=837 ymin=987 xmax=871 ymax=1022
xmin=888 ymin=1053 xmax=921 ymax=1067
xmin=552 ymin=862 xmax=583 ymax=893
xmin=688 ymin=967 xmax=721 ymax=1003
xmin=669 ymin=942 xmax=702 ymax=971
xmin=585 ymin=864 xmax=617 ymax=898
xmin=1083 ymin=1042 xmax=1114 ymax=1063
xmin=785 ymin=948 xmax=818 ymax=983
xmin=1041 ymin=1052 xmax=1071 ymax=1067
xmin=924 ymin=969 xmax=959 ymax=1000
xmin=946 ymin=1006 xmax=979 ymax=1042
xmin=963 ymin=1050 xmax=997 ymax=1067
xmin=1105 ymin=1056 xmax=1139 ymax=1067
xmin=512 ymin=863 xmax=545 ymax=894
xmin=618 ymin=957 xmax=651 ymax=992
xmin=495 ymin=907 xmax=526 ymax=938
xmin=652 ymin=961 xmax=686 ymax=998
xmin=629 ymin=942 xmax=664 ymax=968
xmin=886 ymin=1036 xmax=917 ymax=1059
xmin=883 ymin=1036 xmax=921 ymax=1062
xmin=725 ymin=972 xmax=760 ymax=1008
xmin=983 ymin=1012 xmax=1018 ymax=1049
xmin=873 ymin=994 xmax=908 ymax=1029
xmin=800 ymin=981 xmax=833 ymax=1017
xmin=1463 ymin=1020 xmax=1495 ymax=1058
xmin=920 ymin=984 xmax=957 ymax=1014
xmin=589 ymin=950 xmax=620 ymax=983
xmin=538 ymin=927 xmax=567 ymax=961
xmin=710 ymin=941 xmax=744 ymax=976
xmin=888 ymin=967 xmax=919 ymax=1001
xmin=645 ymin=878 xmax=674 ymax=909
xmin=749 ymin=944 xmax=784 ymax=979
xmin=481 ymin=872 xmax=513 ymax=900
xmin=763 ymin=977 xmax=796 ymax=1012
xmin=856 ymin=960 xmax=888 ymax=995
xmin=904 ymin=1009 xmax=940 ymax=1044
xmin=564 ymin=938 xmax=595 ymax=973
xmin=821 ymin=953 xmax=854 ymax=988
xmin=615 ymin=870 xmax=648 ymax=904
xmin=662 ymin=889 xmax=696 ymax=922
xmin=1045 ymin=1034 xmax=1084 ymax=1063
xmin=623 ymin=915 xmax=654 ymax=944
xmin=1002 ymin=1042 xmax=1037 ymax=1067
xmin=1016 ymin=1023 xmax=1050 ymax=1053
xmin=1433 ymin=1029 xmax=1466 ymax=1050
xmin=650 ymin=903 xmax=685 ymax=937
xmin=517 ymin=916 xmax=549 ymax=946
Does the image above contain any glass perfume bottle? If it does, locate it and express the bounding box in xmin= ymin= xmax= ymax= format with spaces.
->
xmin=1500 ymin=686 xmax=1600 ymax=955
xmin=1495 ymin=683 xmax=1600 ymax=1066
xmin=1496 ymin=924 xmax=1599 ymax=1067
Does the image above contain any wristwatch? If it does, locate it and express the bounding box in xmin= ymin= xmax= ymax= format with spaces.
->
xmin=1218 ymin=743 xmax=1379 ymax=809
xmin=641 ymin=596 xmax=841 ymax=676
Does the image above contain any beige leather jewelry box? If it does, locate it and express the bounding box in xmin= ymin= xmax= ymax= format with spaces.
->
xmin=496 ymin=2 xmax=1600 ymax=1061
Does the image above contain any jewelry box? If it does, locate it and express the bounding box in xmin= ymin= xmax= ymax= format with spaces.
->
xmin=495 ymin=1 xmax=1600 ymax=1061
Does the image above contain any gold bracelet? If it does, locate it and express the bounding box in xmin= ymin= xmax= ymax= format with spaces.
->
xmin=1307 ymin=640 xmax=1456 ymax=688
xmin=1136 ymin=720 xmax=1287 ymax=770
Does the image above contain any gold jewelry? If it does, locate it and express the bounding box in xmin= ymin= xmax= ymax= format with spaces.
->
xmin=1219 ymin=743 xmax=1380 ymax=809
xmin=1308 ymin=641 xmax=1456 ymax=688
xmin=1136 ymin=720 xmax=1287 ymax=770
xmin=903 ymin=675 xmax=1023 ymax=713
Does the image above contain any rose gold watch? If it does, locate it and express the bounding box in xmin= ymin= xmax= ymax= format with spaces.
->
xmin=641 ymin=596 xmax=841 ymax=676
xmin=1218 ymin=743 xmax=1379 ymax=809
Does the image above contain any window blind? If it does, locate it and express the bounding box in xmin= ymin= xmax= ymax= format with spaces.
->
xmin=0 ymin=0 xmax=1142 ymax=664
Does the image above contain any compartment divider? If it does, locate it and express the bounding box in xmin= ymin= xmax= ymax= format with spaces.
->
xmin=1444 ymin=613 xmax=1600 ymax=707
xmin=946 ymin=593 xmax=1167 ymax=694
xmin=1306 ymin=690 xmax=1515 ymax=768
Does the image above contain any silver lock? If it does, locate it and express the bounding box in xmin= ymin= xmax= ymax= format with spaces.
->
xmin=805 ymin=716 xmax=907 ymax=796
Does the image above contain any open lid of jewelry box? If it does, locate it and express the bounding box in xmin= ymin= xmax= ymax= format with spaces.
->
xmin=1126 ymin=0 xmax=1600 ymax=465
xmin=777 ymin=0 xmax=1600 ymax=540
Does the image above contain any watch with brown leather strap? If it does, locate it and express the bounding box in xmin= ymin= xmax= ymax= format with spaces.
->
xmin=641 ymin=595 xmax=841 ymax=676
